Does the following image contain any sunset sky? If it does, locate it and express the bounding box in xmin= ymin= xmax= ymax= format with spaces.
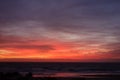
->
xmin=0 ymin=0 xmax=120 ymax=62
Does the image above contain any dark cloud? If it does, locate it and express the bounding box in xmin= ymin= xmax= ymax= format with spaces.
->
xmin=0 ymin=0 xmax=119 ymax=34
xmin=0 ymin=0 xmax=120 ymax=22
xmin=0 ymin=34 xmax=28 ymax=44
xmin=101 ymin=42 xmax=120 ymax=57
xmin=0 ymin=44 xmax=55 ymax=52
xmin=108 ymin=49 xmax=120 ymax=56
xmin=104 ymin=42 xmax=120 ymax=49
xmin=0 ymin=34 xmax=55 ymax=52
xmin=0 ymin=0 xmax=120 ymax=39
xmin=100 ymin=49 xmax=120 ymax=59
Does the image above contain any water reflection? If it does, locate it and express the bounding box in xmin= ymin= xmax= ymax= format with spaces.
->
xmin=33 ymin=72 xmax=120 ymax=78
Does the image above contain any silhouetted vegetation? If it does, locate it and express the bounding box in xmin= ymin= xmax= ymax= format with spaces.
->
xmin=0 ymin=72 xmax=120 ymax=80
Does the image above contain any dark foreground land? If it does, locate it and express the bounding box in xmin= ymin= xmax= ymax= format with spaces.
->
xmin=0 ymin=72 xmax=120 ymax=80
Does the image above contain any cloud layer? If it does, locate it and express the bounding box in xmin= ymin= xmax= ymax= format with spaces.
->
xmin=0 ymin=0 xmax=120 ymax=61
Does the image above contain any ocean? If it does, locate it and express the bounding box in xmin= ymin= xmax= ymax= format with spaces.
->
xmin=0 ymin=62 xmax=120 ymax=78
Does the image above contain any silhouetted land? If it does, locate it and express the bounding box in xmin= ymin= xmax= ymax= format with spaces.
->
xmin=0 ymin=62 xmax=120 ymax=80
xmin=0 ymin=72 xmax=120 ymax=80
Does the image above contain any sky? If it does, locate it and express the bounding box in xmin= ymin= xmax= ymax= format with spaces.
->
xmin=0 ymin=0 xmax=120 ymax=62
